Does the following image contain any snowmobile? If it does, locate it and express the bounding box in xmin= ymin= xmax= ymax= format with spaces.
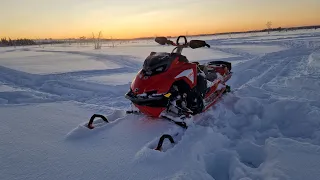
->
xmin=124 ymin=36 xmax=232 ymax=128
xmin=84 ymin=36 xmax=232 ymax=151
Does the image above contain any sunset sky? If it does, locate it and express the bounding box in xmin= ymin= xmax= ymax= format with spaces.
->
xmin=1 ymin=0 xmax=320 ymax=39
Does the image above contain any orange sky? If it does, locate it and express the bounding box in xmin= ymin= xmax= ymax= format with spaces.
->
xmin=1 ymin=0 xmax=319 ymax=39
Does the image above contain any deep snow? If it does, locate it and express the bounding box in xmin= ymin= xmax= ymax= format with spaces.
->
xmin=1 ymin=29 xmax=320 ymax=180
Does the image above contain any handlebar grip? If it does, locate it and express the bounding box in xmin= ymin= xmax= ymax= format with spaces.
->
xmin=176 ymin=36 xmax=188 ymax=46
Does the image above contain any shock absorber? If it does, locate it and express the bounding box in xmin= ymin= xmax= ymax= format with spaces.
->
xmin=176 ymin=93 xmax=193 ymax=115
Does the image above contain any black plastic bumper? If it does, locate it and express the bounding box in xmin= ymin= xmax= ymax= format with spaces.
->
xmin=125 ymin=90 xmax=169 ymax=107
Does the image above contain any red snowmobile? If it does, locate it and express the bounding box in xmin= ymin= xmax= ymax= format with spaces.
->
xmin=125 ymin=36 xmax=232 ymax=127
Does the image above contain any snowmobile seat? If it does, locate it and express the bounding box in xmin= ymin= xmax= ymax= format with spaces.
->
xmin=198 ymin=64 xmax=217 ymax=82
xmin=208 ymin=61 xmax=232 ymax=71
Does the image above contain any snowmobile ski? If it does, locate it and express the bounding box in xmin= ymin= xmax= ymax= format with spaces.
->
xmin=87 ymin=114 xmax=109 ymax=129
xmin=85 ymin=110 xmax=127 ymax=130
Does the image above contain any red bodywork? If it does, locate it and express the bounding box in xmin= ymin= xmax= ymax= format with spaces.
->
xmin=128 ymin=55 xmax=232 ymax=118
xmin=130 ymin=57 xmax=197 ymax=117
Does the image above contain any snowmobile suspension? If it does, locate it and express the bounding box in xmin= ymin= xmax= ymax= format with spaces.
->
xmin=155 ymin=134 xmax=175 ymax=151
xmin=87 ymin=114 xmax=109 ymax=129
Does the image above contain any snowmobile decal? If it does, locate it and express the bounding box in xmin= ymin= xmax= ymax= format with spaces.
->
xmin=175 ymin=69 xmax=194 ymax=84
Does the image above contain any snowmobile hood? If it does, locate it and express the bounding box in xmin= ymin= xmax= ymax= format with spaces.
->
xmin=130 ymin=69 xmax=174 ymax=95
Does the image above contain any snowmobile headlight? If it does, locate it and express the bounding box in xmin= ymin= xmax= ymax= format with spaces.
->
xmin=146 ymin=71 xmax=152 ymax=75
xmin=164 ymin=93 xmax=171 ymax=98
xmin=156 ymin=66 xmax=164 ymax=72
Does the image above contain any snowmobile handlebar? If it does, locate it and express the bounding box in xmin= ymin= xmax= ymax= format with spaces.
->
xmin=176 ymin=36 xmax=188 ymax=46
xmin=155 ymin=36 xmax=210 ymax=50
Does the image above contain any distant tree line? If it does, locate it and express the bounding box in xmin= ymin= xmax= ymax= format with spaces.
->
xmin=0 ymin=38 xmax=37 ymax=47
xmin=0 ymin=37 xmax=68 ymax=47
xmin=200 ymin=25 xmax=320 ymax=37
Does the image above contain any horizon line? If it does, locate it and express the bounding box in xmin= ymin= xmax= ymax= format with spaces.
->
xmin=2 ymin=24 xmax=319 ymax=41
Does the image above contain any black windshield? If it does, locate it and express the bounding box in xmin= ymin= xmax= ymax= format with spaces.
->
xmin=143 ymin=52 xmax=173 ymax=76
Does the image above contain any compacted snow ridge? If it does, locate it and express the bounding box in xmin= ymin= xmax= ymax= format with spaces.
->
xmin=1 ymin=30 xmax=320 ymax=180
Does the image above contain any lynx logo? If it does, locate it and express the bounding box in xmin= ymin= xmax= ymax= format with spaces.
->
xmin=175 ymin=69 xmax=194 ymax=84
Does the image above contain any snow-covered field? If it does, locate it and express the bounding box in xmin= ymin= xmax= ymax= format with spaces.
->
xmin=1 ymin=29 xmax=320 ymax=180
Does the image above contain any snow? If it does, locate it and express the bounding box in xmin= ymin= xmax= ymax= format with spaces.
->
xmin=1 ymin=29 xmax=320 ymax=180
xmin=82 ymin=72 xmax=136 ymax=85
xmin=0 ymin=49 xmax=123 ymax=75
xmin=0 ymin=84 xmax=19 ymax=92
xmin=217 ymin=45 xmax=288 ymax=56
xmin=308 ymin=51 xmax=320 ymax=68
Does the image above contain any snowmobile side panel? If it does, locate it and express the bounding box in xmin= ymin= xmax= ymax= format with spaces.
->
xmin=174 ymin=68 xmax=197 ymax=87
